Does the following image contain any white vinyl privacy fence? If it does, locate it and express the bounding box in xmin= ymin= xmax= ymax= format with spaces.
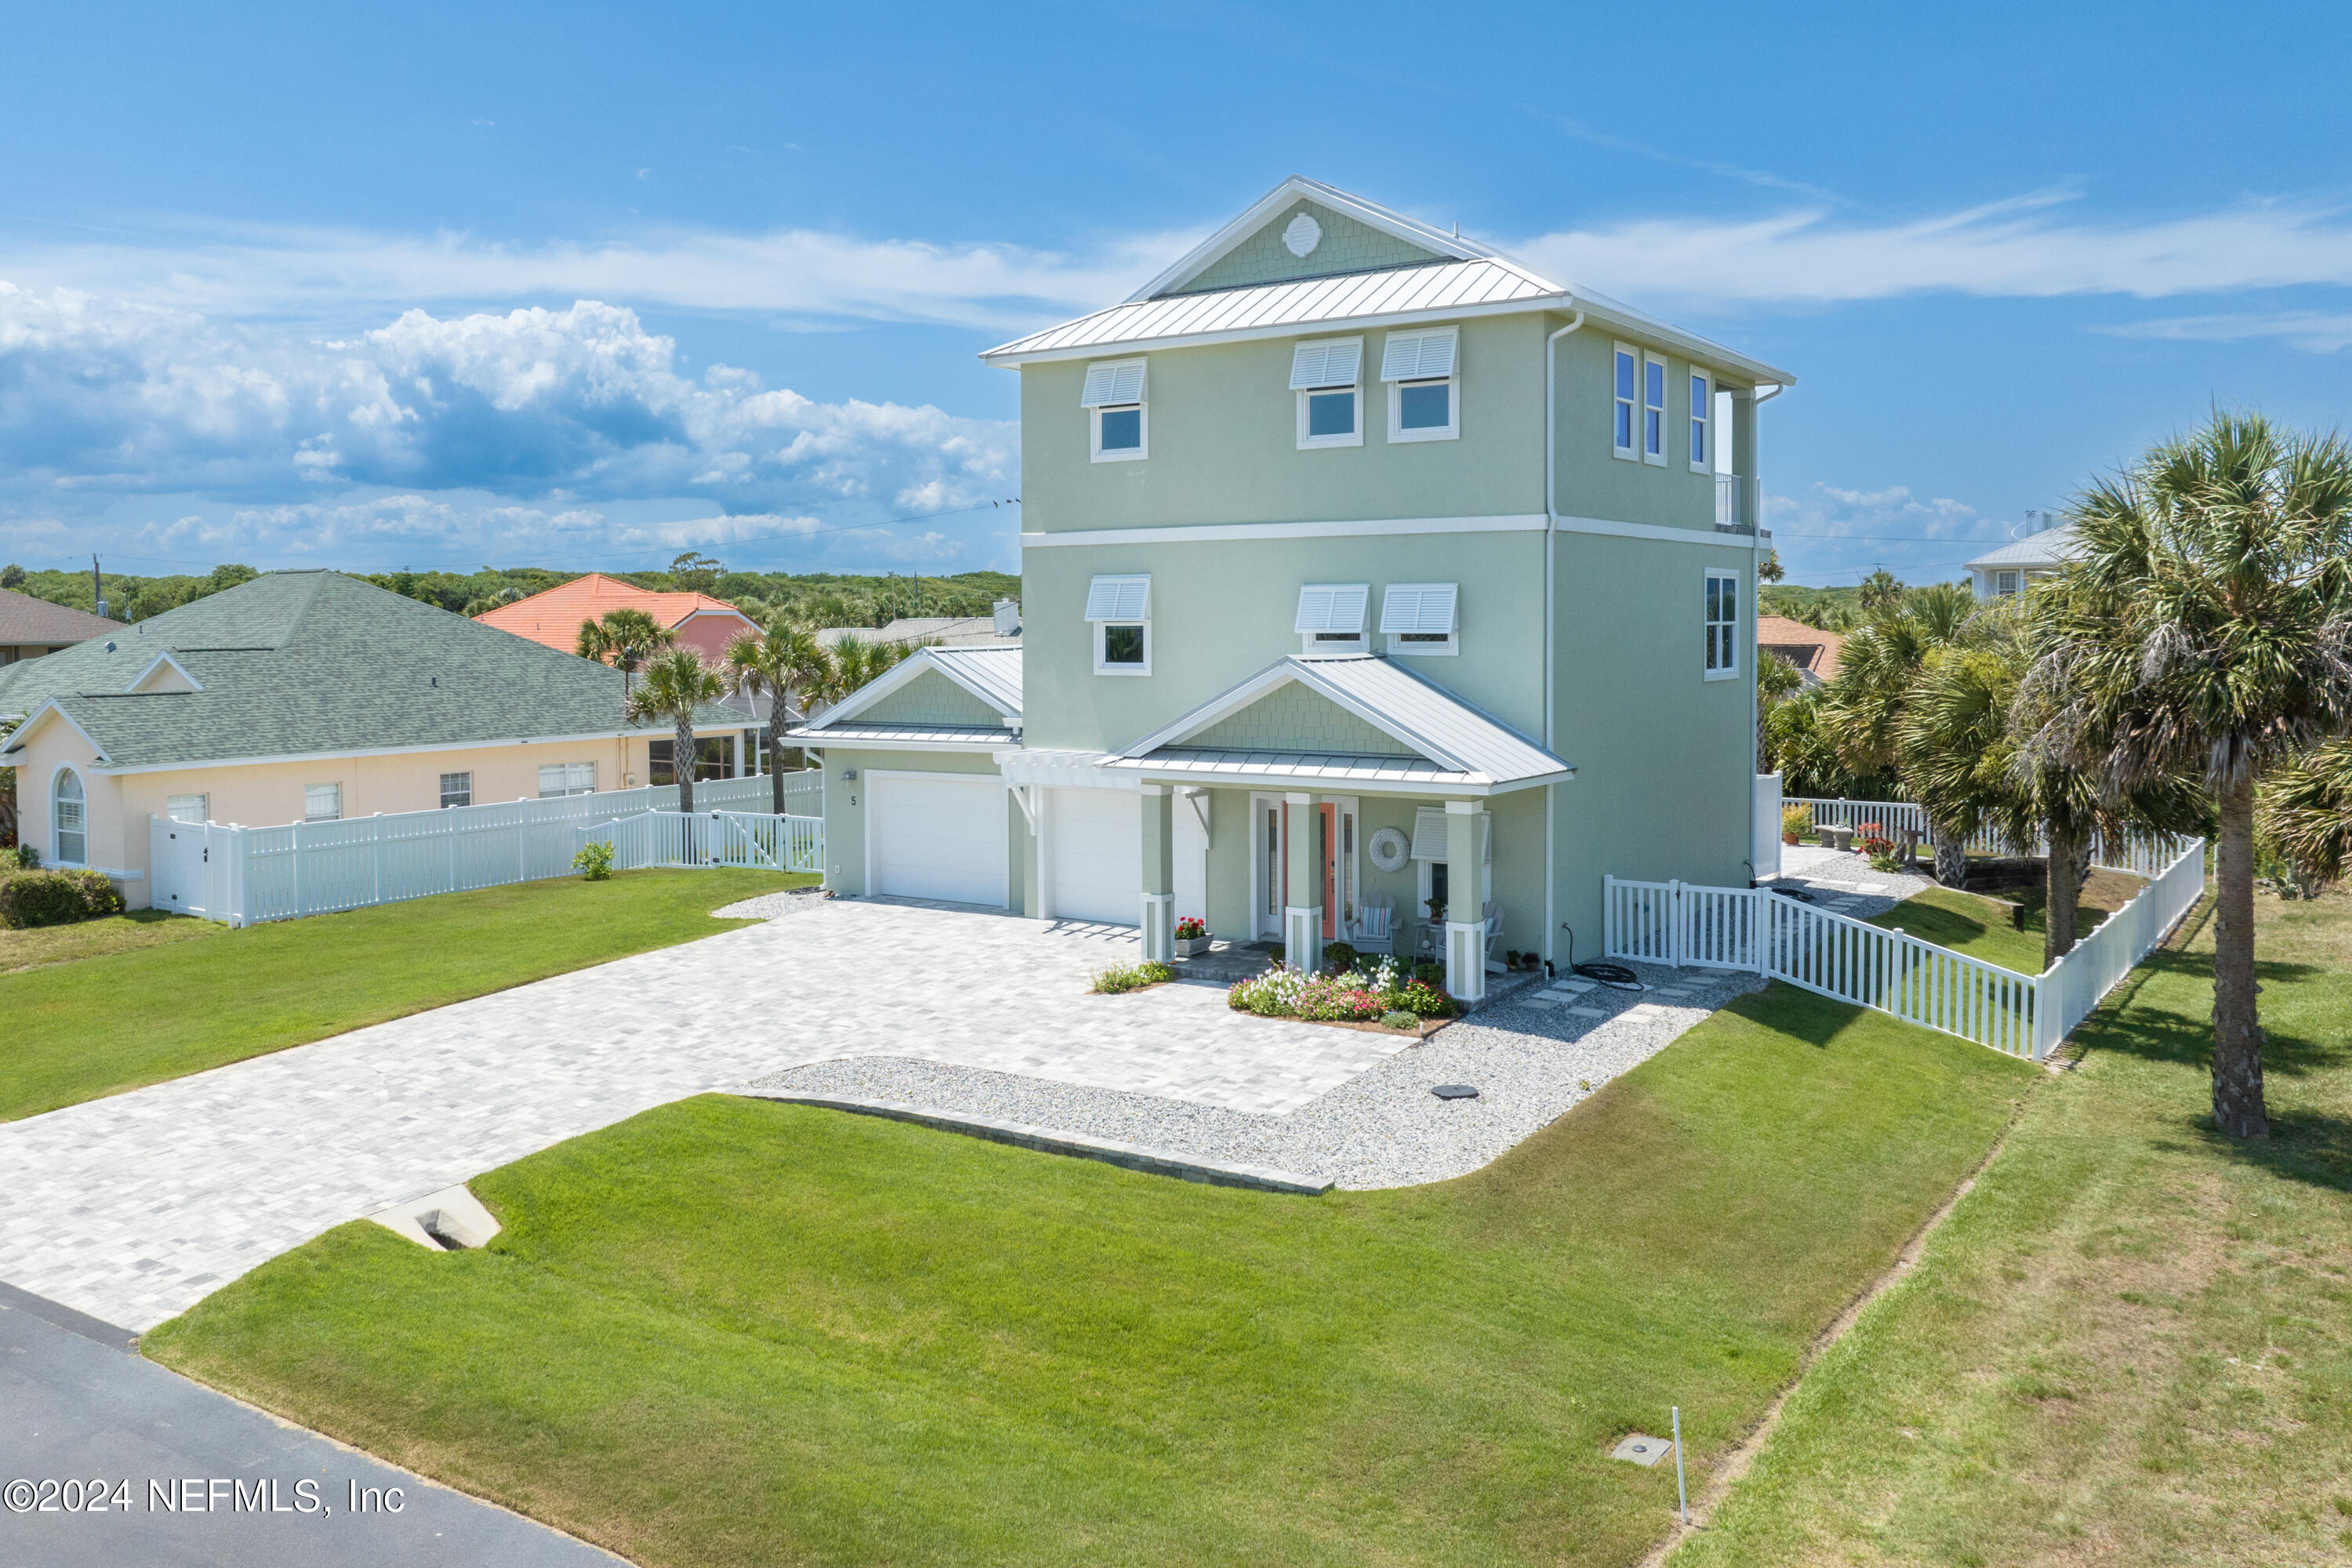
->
xmin=151 ymin=772 xmax=823 ymax=926
xmin=580 ymin=810 xmax=824 ymax=876
xmin=1788 ymin=796 xmax=2194 ymax=875
xmin=1604 ymin=835 xmax=2206 ymax=1061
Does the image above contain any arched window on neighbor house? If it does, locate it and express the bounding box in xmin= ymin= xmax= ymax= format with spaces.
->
xmin=53 ymin=768 xmax=85 ymax=866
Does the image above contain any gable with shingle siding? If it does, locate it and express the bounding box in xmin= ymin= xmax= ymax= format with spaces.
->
xmin=1185 ymin=681 xmax=1420 ymax=757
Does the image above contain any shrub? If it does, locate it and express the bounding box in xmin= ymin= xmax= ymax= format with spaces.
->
xmin=1093 ymin=960 xmax=1173 ymax=994
xmin=0 ymin=869 xmax=124 ymax=929
xmin=1413 ymin=960 xmax=1444 ymax=989
xmin=1781 ymin=803 xmax=1812 ymax=839
xmin=1321 ymin=940 xmax=1359 ymax=974
xmin=1390 ymin=978 xmax=1461 ymax=1018
xmin=1381 ymin=1009 xmax=1421 ymax=1031
xmin=1174 ymin=916 xmax=1207 ymax=941
xmin=2 ymin=843 xmax=38 ymax=870
xmin=572 ymin=840 xmax=615 ymax=880
xmin=1265 ymin=942 xmax=1283 ymax=965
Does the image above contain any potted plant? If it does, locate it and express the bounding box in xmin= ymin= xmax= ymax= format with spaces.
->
xmin=1781 ymin=803 xmax=1811 ymax=846
xmin=1172 ymin=916 xmax=1212 ymax=958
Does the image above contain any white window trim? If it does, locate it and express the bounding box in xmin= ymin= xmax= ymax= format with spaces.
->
xmin=1295 ymin=385 xmax=1362 ymax=449
xmin=1704 ymin=568 xmax=1741 ymax=681
xmin=1091 ymin=402 xmax=1147 ymax=463
xmin=1381 ymin=582 xmax=1459 ymax=657
xmin=438 ymin=771 xmax=472 ymax=809
xmin=165 ymin=792 xmax=209 ymax=826
xmin=538 ymin=760 xmax=597 ymax=799
xmin=1643 ymin=351 xmax=1669 ymax=467
xmin=1295 ymin=582 xmax=1370 ymax=655
xmin=1612 ymin=343 xmax=1639 ymax=461
xmin=1687 ymin=368 xmax=1712 ymax=473
xmin=51 ymin=764 xmax=87 ymax=867
xmin=1388 ymin=375 xmax=1458 ymax=443
xmin=303 ymin=782 xmax=343 ymax=822
xmin=1995 ymin=570 xmax=2020 ymax=597
xmin=1094 ymin=618 xmax=1152 ymax=676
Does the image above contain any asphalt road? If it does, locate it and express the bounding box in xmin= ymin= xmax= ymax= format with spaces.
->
xmin=0 ymin=1282 xmax=622 ymax=1567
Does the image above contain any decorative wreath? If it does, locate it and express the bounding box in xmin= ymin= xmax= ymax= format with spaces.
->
xmin=1367 ymin=826 xmax=1410 ymax=873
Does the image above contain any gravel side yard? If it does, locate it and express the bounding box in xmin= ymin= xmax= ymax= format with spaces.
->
xmin=751 ymin=959 xmax=1765 ymax=1189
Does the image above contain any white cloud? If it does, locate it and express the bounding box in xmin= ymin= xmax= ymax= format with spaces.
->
xmin=2096 ymin=309 xmax=2352 ymax=353
xmin=1762 ymin=481 xmax=2016 ymax=584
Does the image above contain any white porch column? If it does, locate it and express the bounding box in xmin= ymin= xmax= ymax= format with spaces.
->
xmin=1443 ymin=799 xmax=1485 ymax=1002
xmin=1139 ymin=783 xmax=1175 ymax=963
xmin=1282 ymin=790 xmax=1321 ymax=971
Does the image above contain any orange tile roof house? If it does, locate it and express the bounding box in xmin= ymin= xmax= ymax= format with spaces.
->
xmin=477 ymin=573 xmax=760 ymax=664
xmin=1755 ymin=615 xmax=1845 ymax=687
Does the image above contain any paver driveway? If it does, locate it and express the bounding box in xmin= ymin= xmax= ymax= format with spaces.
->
xmin=0 ymin=899 xmax=1403 ymax=1333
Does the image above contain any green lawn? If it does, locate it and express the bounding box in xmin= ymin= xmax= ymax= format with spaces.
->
xmin=1675 ymin=887 xmax=2352 ymax=1566
xmin=0 ymin=906 xmax=223 ymax=975
xmin=147 ymin=985 xmax=2038 ymax=1568
xmin=0 ymin=869 xmax=811 ymax=1122
xmin=1864 ymin=876 xmax=2136 ymax=977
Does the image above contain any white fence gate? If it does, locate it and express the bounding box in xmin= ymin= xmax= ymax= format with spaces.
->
xmin=583 ymin=810 xmax=824 ymax=874
xmin=151 ymin=771 xmax=823 ymax=926
xmin=1603 ymin=836 xmax=2205 ymax=1060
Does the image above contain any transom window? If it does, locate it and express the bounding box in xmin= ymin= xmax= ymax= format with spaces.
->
xmin=539 ymin=761 xmax=596 ymax=798
xmin=1704 ymin=569 xmax=1740 ymax=679
xmin=1081 ymin=358 xmax=1147 ymax=463
xmin=52 ymin=768 xmax=85 ymax=866
xmin=1644 ymin=352 xmax=1668 ymax=465
xmin=1295 ymin=583 xmax=1370 ymax=653
xmin=1382 ymin=327 xmax=1459 ymax=442
xmin=1613 ymin=344 xmax=1638 ymax=458
xmin=1085 ymin=572 xmax=1152 ymax=676
xmin=303 ymin=782 xmax=342 ymax=822
xmin=1381 ymin=582 xmax=1459 ymax=656
xmin=1290 ymin=336 xmax=1363 ymax=449
xmin=1688 ymin=370 xmax=1711 ymax=471
xmin=439 ymin=771 xmax=472 ymax=809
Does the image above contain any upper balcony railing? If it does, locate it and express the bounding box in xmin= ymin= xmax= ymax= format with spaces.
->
xmin=1714 ymin=474 xmax=1751 ymax=531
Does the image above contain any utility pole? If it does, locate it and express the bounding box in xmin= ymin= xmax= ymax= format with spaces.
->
xmin=92 ymin=554 xmax=107 ymax=619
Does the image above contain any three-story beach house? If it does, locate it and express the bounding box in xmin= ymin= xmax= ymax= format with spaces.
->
xmin=793 ymin=177 xmax=1792 ymax=1000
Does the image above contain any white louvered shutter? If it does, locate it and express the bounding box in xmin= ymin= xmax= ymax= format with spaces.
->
xmin=1381 ymin=327 xmax=1459 ymax=382
xmin=1288 ymin=337 xmax=1363 ymax=390
xmin=1294 ymin=583 xmax=1370 ymax=635
xmin=1380 ymin=583 xmax=1459 ymax=635
xmin=1083 ymin=574 xmax=1152 ymax=621
xmin=1080 ymin=359 xmax=1148 ymax=407
xmin=1409 ymin=807 xmax=1489 ymax=863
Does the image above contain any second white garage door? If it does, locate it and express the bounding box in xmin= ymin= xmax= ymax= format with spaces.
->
xmin=869 ymin=773 xmax=1007 ymax=906
xmin=1047 ymin=788 xmax=1207 ymax=927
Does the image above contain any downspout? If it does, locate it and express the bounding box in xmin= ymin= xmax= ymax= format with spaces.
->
xmin=1744 ymin=383 xmax=1780 ymax=885
xmin=1543 ymin=307 xmax=1586 ymax=967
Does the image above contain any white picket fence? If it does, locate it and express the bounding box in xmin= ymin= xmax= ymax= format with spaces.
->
xmin=151 ymin=771 xmax=823 ymax=926
xmin=1602 ymin=835 xmax=2205 ymax=1060
xmin=583 ymin=809 xmax=824 ymax=875
xmin=1787 ymin=796 xmax=2196 ymax=873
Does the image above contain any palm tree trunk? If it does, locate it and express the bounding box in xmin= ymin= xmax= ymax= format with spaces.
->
xmin=1931 ymin=824 xmax=1968 ymax=888
xmin=674 ymin=717 xmax=696 ymax=818
xmin=2045 ymin=819 xmax=2084 ymax=968
xmin=768 ymin=693 xmax=787 ymax=815
xmin=2210 ymin=772 xmax=2268 ymax=1138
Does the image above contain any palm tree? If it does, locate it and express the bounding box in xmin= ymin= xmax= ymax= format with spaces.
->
xmin=2020 ymin=412 xmax=2352 ymax=1138
xmin=1821 ymin=581 xmax=1978 ymax=884
xmin=725 ymin=618 xmax=829 ymax=809
xmin=578 ymin=608 xmax=676 ymax=699
xmin=2258 ymin=739 xmax=2352 ymax=898
xmin=627 ymin=648 xmax=727 ymax=816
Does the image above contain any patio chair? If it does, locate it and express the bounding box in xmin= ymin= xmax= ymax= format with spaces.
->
xmin=1352 ymin=897 xmax=1396 ymax=956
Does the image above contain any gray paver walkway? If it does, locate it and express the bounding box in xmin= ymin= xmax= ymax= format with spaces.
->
xmin=0 ymin=899 xmax=1400 ymax=1332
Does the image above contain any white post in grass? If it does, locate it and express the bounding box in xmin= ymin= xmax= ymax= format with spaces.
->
xmin=1673 ymin=1405 xmax=1688 ymax=1525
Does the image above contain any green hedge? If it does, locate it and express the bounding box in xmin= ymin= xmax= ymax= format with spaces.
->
xmin=0 ymin=869 xmax=126 ymax=929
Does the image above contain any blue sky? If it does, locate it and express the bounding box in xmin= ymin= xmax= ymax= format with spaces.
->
xmin=2 ymin=0 xmax=2347 ymax=590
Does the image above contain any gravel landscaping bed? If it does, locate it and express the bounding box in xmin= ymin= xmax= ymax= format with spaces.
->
xmin=746 ymin=958 xmax=1764 ymax=1190
xmin=711 ymin=887 xmax=829 ymax=921
xmin=1764 ymin=844 xmax=1936 ymax=918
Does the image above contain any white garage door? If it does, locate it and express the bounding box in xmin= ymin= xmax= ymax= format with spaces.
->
xmin=870 ymin=774 xmax=1007 ymax=906
xmin=1048 ymin=787 xmax=1208 ymax=927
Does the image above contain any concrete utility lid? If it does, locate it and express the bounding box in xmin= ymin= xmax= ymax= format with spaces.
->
xmin=1430 ymin=1083 xmax=1479 ymax=1100
xmin=1610 ymin=1433 xmax=1675 ymax=1467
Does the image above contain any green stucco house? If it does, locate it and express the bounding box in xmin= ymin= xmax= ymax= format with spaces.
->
xmin=793 ymin=176 xmax=1791 ymax=1000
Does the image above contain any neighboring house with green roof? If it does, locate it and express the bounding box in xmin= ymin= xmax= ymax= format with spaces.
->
xmin=0 ymin=570 xmax=760 ymax=902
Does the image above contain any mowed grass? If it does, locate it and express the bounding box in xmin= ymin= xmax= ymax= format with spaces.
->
xmin=1676 ymin=887 xmax=2352 ymax=1566
xmin=0 ymin=906 xmax=223 ymax=975
xmin=147 ymin=985 xmax=2037 ymax=1568
xmin=0 ymin=869 xmax=811 ymax=1121
xmin=1864 ymin=871 xmax=2140 ymax=976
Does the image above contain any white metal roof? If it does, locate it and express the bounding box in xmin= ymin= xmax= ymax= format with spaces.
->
xmin=1964 ymin=524 xmax=2082 ymax=570
xmin=784 ymin=722 xmax=1007 ymax=749
xmin=1112 ymin=654 xmax=1571 ymax=794
xmin=800 ymin=644 xmax=1022 ymax=731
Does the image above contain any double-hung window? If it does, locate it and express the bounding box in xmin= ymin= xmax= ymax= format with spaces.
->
xmin=439 ymin=771 xmax=472 ymax=809
xmin=1613 ymin=344 xmax=1639 ymax=459
xmin=1290 ymin=336 xmax=1363 ymax=448
xmin=1688 ymin=370 xmax=1711 ymax=471
xmin=1382 ymin=327 xmax=1458 ymax=441
xmin=1644 ymin=352 xmax=1668 ymax=465
xmin=1704 ymin=570 xmax=1740 ymax=679
xmin=1381 ymin=582 xmax=1458 ymax=656
xmin=1081 ymin=358 xmax=1147 ymax=463
xmin=1295 ymin=583 xmax=1370 ymax=654
xmin=539 ymin=761 xmax=596 ymax=798
xmin=1995 ymin=570 xmax=2020 ymax=597
xmin=303 ymin=782 xmax=342 ymax=822
xmin=1085 ymin=572 xmax=1152 ymax=675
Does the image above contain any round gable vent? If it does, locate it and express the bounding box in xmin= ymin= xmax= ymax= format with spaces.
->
xmin=1282 ymin=212 xmax=1322 ymax=258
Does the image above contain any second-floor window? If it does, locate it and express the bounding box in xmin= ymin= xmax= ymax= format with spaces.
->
xmin=1704 ymin=569 xmax=1740 ymax=678
xmin=1383 ymin=327 xmax=1459 ymax=442
xmin=1613 ymin=345 xmax=1638 ymax=458
xmin=1290 ymin=336 xmax=1363 ymax=448
xmin=1081 ymin=358 xmax=1147 ymax=463
xmin=1644 ymin=353 xmax=1668 ymax=465
xmin=1381 ymin=582 xmax=1458 ymax=656
xmin=1085 ymin=572 xmax=1152 ymax=676
xmin=1688 ymin=371 xmax=1711 ymax=471
xmin=1295 ymin=583 xmax=1370 ymax=653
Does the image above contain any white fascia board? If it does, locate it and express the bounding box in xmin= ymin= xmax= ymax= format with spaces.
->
xmin=1284 ymin=661 xmax=1477 ymax=774
xmin=1101 ymin=757 xmax=1573 ymax=797
xmin=1555 ymin=514 xmax=1768 ymax=549
xmin=1124 ymin=176 xmax=1494 ymax=305
xmin=125 ymin=651 xmax=202 ymax=693
xmin=983 ymin=292 xmax=1559 ymax=368
xmin=782 ymin=732 xmax=1004 ymax=753
xmin=0 ymin=699 xmax=112 ymax=764
xmin=1022 ymin=513 xmax=1546 ymax=549
xmin=1573 ymin=292 xmax=1796 ymax=388
xmin=1118 ymin=663 xmax=1305 ymax=757
xmin=81 ymin=724 xmax=755 ymax=778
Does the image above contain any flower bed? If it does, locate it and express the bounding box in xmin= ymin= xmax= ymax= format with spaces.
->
xmin=1227 ymin=956 xmax=1460 ymax=1031
xmin=1092 ymin=960 xmax=1174 ymax=995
